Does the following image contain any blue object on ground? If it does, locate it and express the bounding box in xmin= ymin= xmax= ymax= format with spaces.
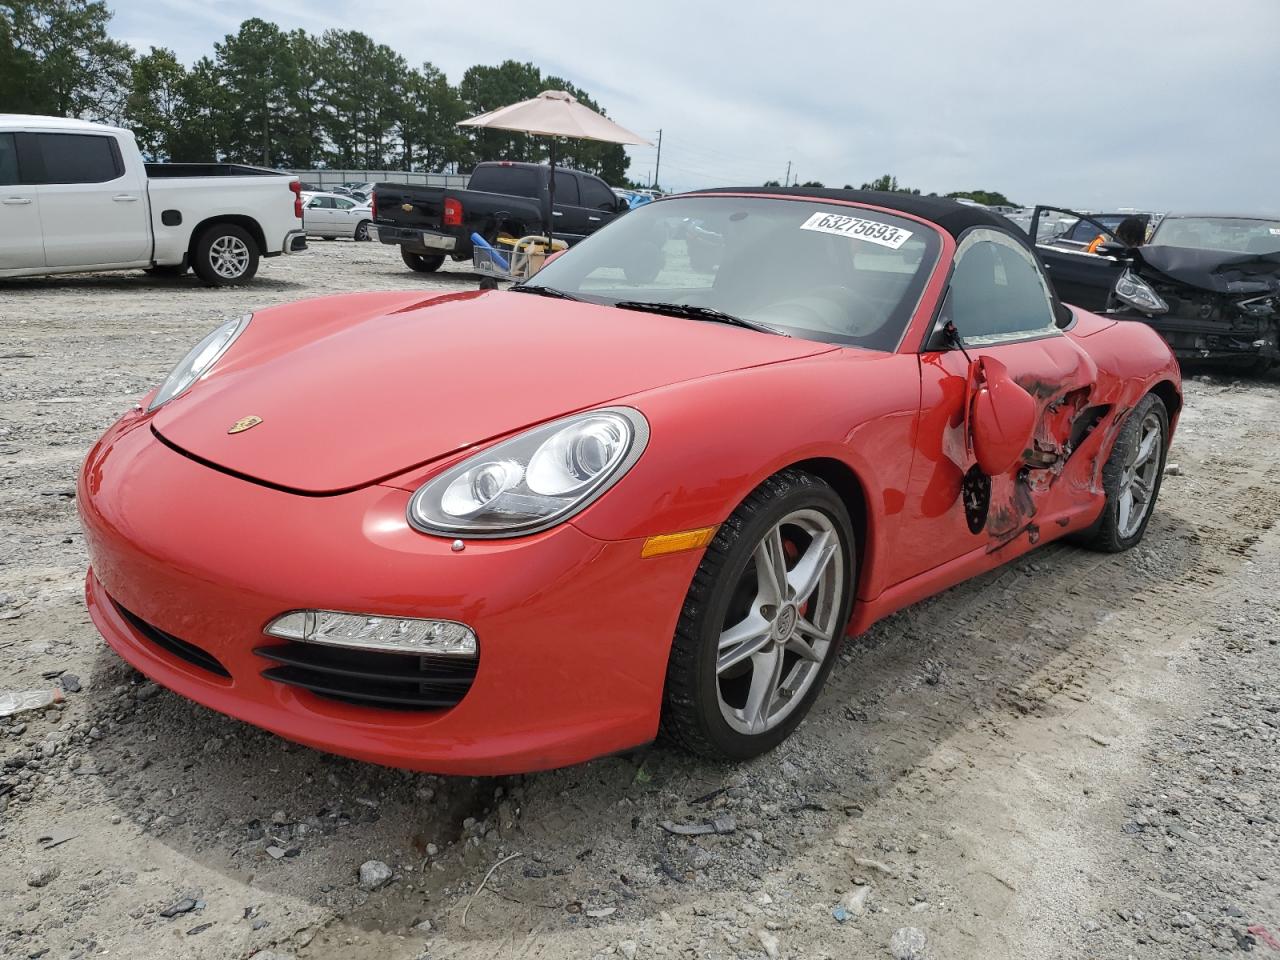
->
xmin=471 ymin=232 xmax=509 ymax=272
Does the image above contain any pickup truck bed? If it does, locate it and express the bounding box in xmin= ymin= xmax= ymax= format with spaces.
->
xmin=372 ymin=161 xmax=627 ymax=273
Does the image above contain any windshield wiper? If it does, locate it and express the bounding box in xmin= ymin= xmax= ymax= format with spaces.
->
xmin=509 ymin=284 xmax=585 ymax=302
xmin=613 ymin=300 xmax=790 ymax=336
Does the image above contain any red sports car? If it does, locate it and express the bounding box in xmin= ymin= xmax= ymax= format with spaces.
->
xmin=79 ymin=189 xmax=1181 ymax=775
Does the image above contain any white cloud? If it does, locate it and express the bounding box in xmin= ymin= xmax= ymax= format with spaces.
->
xmin=107 ymin=0 xmax=1280 ymax=209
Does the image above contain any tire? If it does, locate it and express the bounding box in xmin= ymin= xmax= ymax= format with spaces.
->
xmin=354 ymin=220 xmax=371 ymax=242
xmin=145 ymin=263 xmax=187 ymax=277
xmin=192 ymin=224 xmax=259 ymax=286
xmin=1076 ymin=393 xmax=1169 ymax=552
xmin=401 ymin=249 xmax=445 ymax=273
xmin=661 ymin=469 xmax=856 ymax=760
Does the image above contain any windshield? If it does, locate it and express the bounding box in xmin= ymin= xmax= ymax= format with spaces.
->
xmin=526 ymin=196 xmax=942 ymax=350
xmin=1151 ymin=216 xmax=1280 ymax=255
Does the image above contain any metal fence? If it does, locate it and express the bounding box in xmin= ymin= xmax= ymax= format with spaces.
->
xmin=287 ymin=169 xmax=470 ymax=189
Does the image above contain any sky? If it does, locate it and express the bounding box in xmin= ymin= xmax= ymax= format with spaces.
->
xmin=108 ymin=0 xmax=1280 ymax=212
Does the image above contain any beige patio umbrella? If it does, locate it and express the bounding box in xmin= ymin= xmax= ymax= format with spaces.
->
xmin=458 ymin=90 xmax=652 ymax=238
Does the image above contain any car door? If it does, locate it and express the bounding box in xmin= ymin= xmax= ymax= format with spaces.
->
xmin=305 ymin=195 xmax=336 ymax=233
xmin=550 ymin=170 xmax=589 ymax=239
xmin=0 ymin=132 xmax=44 ymax=270
xmin=332 ymin=196 xmax=358 ymax=236
xmin=578 ymin=175 xmax=622 ymax=235
xmin=892 ymin=227 xmax=1100 ymax=583
xmin=33 ymin=131 xmax=150 ymax=266
xmin=1031 ymin=206 xmax=1128 ymax=311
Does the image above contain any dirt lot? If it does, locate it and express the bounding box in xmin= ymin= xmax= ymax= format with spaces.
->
xmin=2 ymin=241 xmax=1278 ymax=960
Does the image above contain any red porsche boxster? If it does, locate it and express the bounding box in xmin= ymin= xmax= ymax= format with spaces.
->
xmin=79 ymin=189 xmax=1181 ymax=774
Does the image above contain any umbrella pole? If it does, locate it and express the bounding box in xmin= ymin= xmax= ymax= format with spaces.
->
xmin=546 ymin=137 xmax=556 ymax=243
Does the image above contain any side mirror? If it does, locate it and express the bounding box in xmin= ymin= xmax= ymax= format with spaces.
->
xmin=965 ymin=355 xmax=1037 ymax=477
xmin=617 ymin=197 xmax=631 ymax=213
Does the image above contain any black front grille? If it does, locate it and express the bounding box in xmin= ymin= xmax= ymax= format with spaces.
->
xmin=112 ymin=600 xmax=232 ymax=679
xmin=255 ymin=642 xmax=477 ymax=710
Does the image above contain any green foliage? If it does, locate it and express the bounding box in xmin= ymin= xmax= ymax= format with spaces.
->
xmin=0 ymin=0 xmax=133 ymax=121
xmin=859 ymin=174 xmax=920 ymax=195
xmin=798 ymin=180 xmax=825 ymax=188
xmin=125 ymin=47 xmax=184 ymax=158
xmin=762 ymin=179 xmax=782 ymax=187
xmin=947 ymin=189 xmax=1017 ymax=207
xmin=0 ymin=2 xmax=633 ymax=182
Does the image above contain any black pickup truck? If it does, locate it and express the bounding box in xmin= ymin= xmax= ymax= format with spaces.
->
xmin=371 ymin=162 xmax=628 ymax=273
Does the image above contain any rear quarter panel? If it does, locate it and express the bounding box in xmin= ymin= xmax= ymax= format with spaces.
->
xmin=147 ymin=175 xmax=300 ymax=263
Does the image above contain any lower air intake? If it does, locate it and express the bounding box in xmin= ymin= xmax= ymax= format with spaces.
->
xmin=255 ymin=641 xmax=477 ymax=710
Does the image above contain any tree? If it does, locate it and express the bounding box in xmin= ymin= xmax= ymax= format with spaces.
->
xmin=947 ymin=189 xmax=1016 ymax=207
xmin=0 ymin=0 xmax=134 ymax=121
xmin=125 ymin=46 xmax=185 ymax=159
xmin=316 ymin=29 xmax=407 ymax=168
xmin=763 ymin=179 xmax=782 ymax=187
xmin=859 ymin=174 xmax=920 ymax=194
xmin=457 ymin=60 xmax=544 ymax=169
xmin=166 ymin=56 xmax=226 ymax=161
xmin=398 ymin=62 xmax=466 ymax=171
xmin=798 ymin=180 xmax=825 ymax=188
xmin=213 ymin=18 xmax=305 ymax=166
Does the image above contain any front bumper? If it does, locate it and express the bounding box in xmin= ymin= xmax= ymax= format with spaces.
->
xmin=78 ymin=412 xmax=699 ymax=775
xmin=374 ymin=223 xmax=458 ymax=253
xmin=1108 ymin=306 xmax=1280 ymax=362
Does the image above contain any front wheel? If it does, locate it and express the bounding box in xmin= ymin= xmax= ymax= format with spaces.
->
xmin=661 ymin=469 xmax=855 ymax=760
xmin=1077 ymin=393 xmax=1169 ymax=552
xmin=401 ymin=249 xmax=444 ymax=273
xmin=192 ymin=224 xmax=259 ymax=286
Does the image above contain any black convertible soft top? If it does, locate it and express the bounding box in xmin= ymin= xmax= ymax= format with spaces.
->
xmin=690 ymin=187 xmax=1025 ymax=244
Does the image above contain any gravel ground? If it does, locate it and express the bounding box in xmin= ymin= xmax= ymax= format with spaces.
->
xmin=1 ymin=241 xmax=1278 ymax=960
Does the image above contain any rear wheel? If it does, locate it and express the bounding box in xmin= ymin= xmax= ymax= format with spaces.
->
xmin=401 ymin=249 xmax=444 ymax=273
xmin=1077 ymin=393 xmax=1169 ymax=552
xmin=661 ymin=469 xmax=855 ymax=760
xmin=192 ymin=224 xmax=259 ymax=286
xmin=354 ymin=220 xmax=371 ymax=242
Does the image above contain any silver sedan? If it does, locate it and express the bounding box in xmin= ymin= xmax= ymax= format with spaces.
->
xmin=301 ymin=192 xmax=374 ymax=241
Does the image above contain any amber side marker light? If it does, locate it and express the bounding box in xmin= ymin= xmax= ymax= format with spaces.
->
xmin=641 ymin=526 xmax=718 ymax=559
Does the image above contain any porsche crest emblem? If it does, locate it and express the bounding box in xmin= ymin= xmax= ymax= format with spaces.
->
xmin=401 ymin=203 xmax=414 ymax=212
xmin=228 ymin=415 xmax=263 ymax=435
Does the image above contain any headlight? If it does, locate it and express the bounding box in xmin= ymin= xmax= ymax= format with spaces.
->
xmin=408 ymin=407 xmax=649 ymax=537
xmin=1113 ymin=271 xmax=1168 ymax=314
xmin=147 ymin=314 xmax=251 ymax=411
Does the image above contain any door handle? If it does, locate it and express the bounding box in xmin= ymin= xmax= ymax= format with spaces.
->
xmin=552 ymin=211 xmax=563 ymax=217
xmin=112 ymin=194 xmax=139 ymax=202
xmin=588 ymin=216 xmax=601 ymax=222
xmin=2 ymin=197 xmax=32 ymax=205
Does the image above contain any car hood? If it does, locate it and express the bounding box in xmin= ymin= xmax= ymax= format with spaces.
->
xmin=1137 ymin=245 xmax=1280 ymax=295
xmin=152 ymin=290 xmax=836 ymax=493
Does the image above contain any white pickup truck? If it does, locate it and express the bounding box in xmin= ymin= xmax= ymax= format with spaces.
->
xmin=0 ymin=115 xmax=306 ymax=285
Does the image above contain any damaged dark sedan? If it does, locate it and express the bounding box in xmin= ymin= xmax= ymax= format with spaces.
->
xmin=1033 ymin=208 xmax=1280 ymax=371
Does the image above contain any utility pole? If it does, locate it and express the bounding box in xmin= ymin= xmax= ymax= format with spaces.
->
xmin=784 ymin=160 xmax=791 ymax=187
xmin=654 ymin=129 xmax=663 ymax=192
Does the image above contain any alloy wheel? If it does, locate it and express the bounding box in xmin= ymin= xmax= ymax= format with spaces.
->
xmin=209 ymin=235 xmax=250 ymax=279
xmin=1117 ymin=410 xmax=1163 ymax=539
xmin=716 ymin=508 xmax=845 ymax=735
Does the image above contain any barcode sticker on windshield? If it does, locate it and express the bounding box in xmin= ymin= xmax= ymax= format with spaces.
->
xmin=1270 ymin=228 xmax=1280 ymax=236
xmin=800 ymin=212 xmax=913 ymax=249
